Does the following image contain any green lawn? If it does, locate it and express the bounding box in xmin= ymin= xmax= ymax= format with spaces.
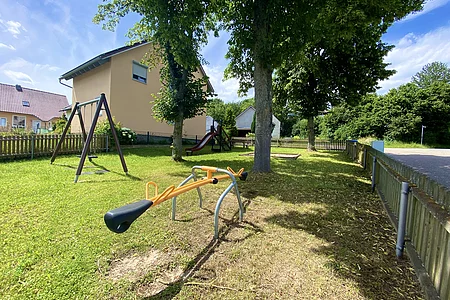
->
xmin=0 ymin=146 xmax=423 ymax=299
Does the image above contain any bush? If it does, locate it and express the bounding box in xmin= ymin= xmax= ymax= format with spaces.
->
xmin=94 ymin=119 xmax=136 ymax=145
xmin=52 ymin=115 xmax=69 ymax=134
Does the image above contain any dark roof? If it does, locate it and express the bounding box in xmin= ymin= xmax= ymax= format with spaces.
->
xmin=60 ymin=41 xmax=149 ymax=81
xmin=60 ymin=42 xmax=214 ymax=93
xmin=0 ymin=83 xmax=69 ymax=121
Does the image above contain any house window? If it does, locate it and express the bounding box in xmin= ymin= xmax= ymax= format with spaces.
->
xmin=132 ymin=61 xmax=148 ymax=84
xmin=22 ymin=100 xmax=30 ymax=107
xmin=0 ymin=117 xmax=6 ymax=127
xmin=12 ymin=115 xmax=26 ymax=128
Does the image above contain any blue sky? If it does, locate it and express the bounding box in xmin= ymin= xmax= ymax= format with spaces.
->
xmin=0 ymin=0 xmax=450 ymax=104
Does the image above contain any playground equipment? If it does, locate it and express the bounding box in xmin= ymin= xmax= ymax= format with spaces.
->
xmin=50 ymin=94 xmax=128 ymax=183
xmin=104 ymin=166 xmax=248 ymax=239
xmin=185 ymin=123 xmax=232 ymax=155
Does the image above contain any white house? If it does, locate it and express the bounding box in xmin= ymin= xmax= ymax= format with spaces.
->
xmin=235 ymin=106 xmax=281 ymax=139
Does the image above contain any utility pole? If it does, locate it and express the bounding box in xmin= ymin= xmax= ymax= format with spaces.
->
xmin=420 ymin=125 xmax=426 ymax=145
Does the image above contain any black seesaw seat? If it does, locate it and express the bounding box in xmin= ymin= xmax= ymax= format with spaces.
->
xmin=104 ymin=200 xmax=153 ymax=233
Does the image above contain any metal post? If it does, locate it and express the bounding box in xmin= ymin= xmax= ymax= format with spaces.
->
xmin=371 ymin=157 xmax=377 ymax=192
xmin=105 ymin=135 xmax=109 ymax=152
xmin=396 ymin=182 xmax=410 ymax=258
xmin=147 ymin=131 xmax=150 ymax=144
xmin=171 ymin=172 xmax=203 ymax=220
xmin=421 ymin=125 xmax=426 ymax=145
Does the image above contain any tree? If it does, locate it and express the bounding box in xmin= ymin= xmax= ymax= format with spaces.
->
xmin=273 ymin=24 xmax=395 ymax=150
xmin=206 ymin=98 xmax=226 ymax=122
xmin=415 ymin=81 xmax=450 ymax=144
xmin=220 ymin=0 xmax=423 ymax=170
xmin=94 ymin=0 xmax=215 ymax=161
xmin=321 ymin=82 xmax=450 ymax=145
xmin=221 ymin=106 xmax=238 ymax=137
xmin=412 ymin=62 xmax=450 ymax=89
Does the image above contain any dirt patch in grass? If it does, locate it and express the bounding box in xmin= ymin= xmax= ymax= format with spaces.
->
xmin=107 ymin=248 xmax=186 ymax=297
xmin=107 ymin=250 xmax=161 ymax=282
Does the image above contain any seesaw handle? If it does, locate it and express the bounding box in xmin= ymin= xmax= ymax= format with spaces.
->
xmin=104 ymin=200 xmax=153 ymax=233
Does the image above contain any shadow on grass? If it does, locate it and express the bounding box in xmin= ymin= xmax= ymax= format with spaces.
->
xmin=255 ymin=152 xmax=421 ymax=299
xmin=144 ymin=199 xmax=262 ymax=299
xmin=174 ymin=150 xmax=422 ymax=299
xmin=52 ymin=159 xmax=142 ymax=182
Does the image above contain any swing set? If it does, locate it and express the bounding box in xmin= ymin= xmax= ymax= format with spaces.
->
xmin=104 ymin=166 xmax=248 ymax=239
xmin=50 ymin=93 xmax=128 ymax=183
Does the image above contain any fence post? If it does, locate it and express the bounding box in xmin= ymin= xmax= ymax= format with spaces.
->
xmin=396 ymin=182 xmax=410 ymax=258
xmin=105 ymin=135 xmax=109 ymax=152
xmin=353 ymin=142 xmax=357 ymax=161
xmin=363 ymin=148 xmax=367 ymax=170
xmin=31 ymin=135 xmax=35 ymax=160
xmin=371 ymin=156 xmax=377 ymax=192
xmin=147 ymin=131 xmax=150 ymax=144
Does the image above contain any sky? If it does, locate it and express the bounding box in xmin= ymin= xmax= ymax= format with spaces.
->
xmin=0 ymin=0 xmax=450 ymax=104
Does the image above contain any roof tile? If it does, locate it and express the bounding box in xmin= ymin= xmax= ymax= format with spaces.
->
xmin=0 ymin=83 xmax=69 ymax=121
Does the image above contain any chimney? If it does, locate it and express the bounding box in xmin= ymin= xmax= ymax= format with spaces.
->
xmin=15 ymin=84 xmax=23 ymax=92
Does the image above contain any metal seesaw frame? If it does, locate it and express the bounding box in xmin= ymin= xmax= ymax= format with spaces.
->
xmin=104 ymin=166 xmax=247 ymax=239
xmin=171 ymin=166 xmax=245 ymax=239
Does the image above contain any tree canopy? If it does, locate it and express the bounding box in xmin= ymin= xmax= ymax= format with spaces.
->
xmin=412 ymin=61 xmax=450 ymax=89
xmin=273 ymin=24 xmax=395 ymax=150
xmin=94 ymin=0 xmax=215 ymax=161
xmin=321 ymin=79 xmax=450 ymax=145
xmin=219 ymin=0 xmax=424 ymax=171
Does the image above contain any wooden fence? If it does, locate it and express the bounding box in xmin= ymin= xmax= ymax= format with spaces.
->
xmin=232 ymin=137 xmax=346 ymax=150
xmin=346 ymin=141 xmax=450 ymax=299
xmin=0 ymin=134 xmax=108 ymax=160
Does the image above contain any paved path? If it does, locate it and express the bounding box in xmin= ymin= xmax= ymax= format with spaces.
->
xmin=384 ymin=148 xmax=450 ymax=189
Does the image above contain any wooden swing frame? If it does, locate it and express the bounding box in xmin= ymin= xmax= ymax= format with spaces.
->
xmin=50 ymin=93 xmax=128 ymax=183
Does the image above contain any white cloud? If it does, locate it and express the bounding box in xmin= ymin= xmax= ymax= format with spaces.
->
xmin=0 ymin=43 xmax=15 ymax=50
xmin=1 ymin=58 xmax=60 ymax=73
xmin=0 ymin=19 xmax=26 ymax=37
xmin=400 ymin=0 xmax=450 ymax=22
xmin=378 ymin=26 xmax=450 ymax=93
xmin=203 ymin=65 xmax=254 ymax=103
xmin=3 ymin=70 xmax=34 ymax=84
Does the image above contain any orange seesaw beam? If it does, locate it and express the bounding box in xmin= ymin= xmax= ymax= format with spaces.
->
xmin=144 ymin=166 xmax=245 ymax=207
xmin=146 ymin=177 xmax=217 ymax=206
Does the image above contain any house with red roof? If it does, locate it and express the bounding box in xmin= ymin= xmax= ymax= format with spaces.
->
xmin=0 ymin=83 xmax=69 ymax=133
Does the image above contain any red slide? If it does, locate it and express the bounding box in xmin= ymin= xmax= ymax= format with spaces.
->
xmin=185 ymin=132 xmax=217 ymax=155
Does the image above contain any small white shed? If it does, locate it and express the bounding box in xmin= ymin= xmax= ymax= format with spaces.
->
xmin=235 ymin=106 xmax=281 ymax=139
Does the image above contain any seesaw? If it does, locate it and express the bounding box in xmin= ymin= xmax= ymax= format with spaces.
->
xmin=104 ymin=166 xmax=248 ymax=239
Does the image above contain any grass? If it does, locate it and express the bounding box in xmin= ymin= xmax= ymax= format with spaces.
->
xmin=0 ymin=146 xmax=423 ymax=299
xmin=356 ymin=136 xmax=449 ymax=148
xmin=383 ymin=140 xmax=429 ymax=148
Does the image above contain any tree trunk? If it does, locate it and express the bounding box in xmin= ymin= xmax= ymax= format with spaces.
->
xmin=172 ymin=113 xmax=184 ymax=161
xmin=307 ymin=116 xmax=316 ymax=151
xmin=253 ymin=0 xmax=272 ymax=173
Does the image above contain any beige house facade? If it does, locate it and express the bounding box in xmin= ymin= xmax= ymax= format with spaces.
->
xmin=60 ymin=42 xmax=212 ymax=139
xmin=0 ymin=83 xmax=69 ymax=133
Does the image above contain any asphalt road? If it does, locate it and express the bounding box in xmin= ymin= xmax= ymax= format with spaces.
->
xmin=384 ymin=148 xmax=450 ymax=189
